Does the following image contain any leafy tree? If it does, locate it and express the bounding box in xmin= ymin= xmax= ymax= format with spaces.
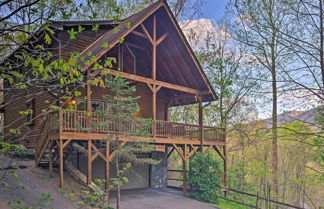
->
xmin=229 ymin=0 xmax=293 ymax=200
xmin=278 ymin=0 xmax=324 ymax=100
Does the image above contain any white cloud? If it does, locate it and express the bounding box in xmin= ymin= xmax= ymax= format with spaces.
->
xmin=180 ymin=18 xmax=231 ymax=50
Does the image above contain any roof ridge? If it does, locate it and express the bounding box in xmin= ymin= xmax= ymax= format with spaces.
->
xmin=51 ymin=0 xmax=166 ymax=27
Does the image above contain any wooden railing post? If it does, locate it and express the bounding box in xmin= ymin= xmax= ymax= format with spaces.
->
xmin=256 ymin=192 xmax=259 ymax=209
xmin=59 ymin=110 xmax=63 ymax=135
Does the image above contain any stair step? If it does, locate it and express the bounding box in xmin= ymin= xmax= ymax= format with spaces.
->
xmin=37 ymin=161 xmax=59 ymax=168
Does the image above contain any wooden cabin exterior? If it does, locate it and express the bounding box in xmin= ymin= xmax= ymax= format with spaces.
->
xmin=3 ymin=0 xmax=227 ymax=195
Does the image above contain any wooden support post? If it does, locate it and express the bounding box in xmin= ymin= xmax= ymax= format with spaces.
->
xmin=86 ymin=69 xmax=92 ymax=185
xmin=151 ymin=16 xmax=157 ymax=137
xmin=198 ymin=96 xmax=203 ymax=152
xmin=152 ymin=15 xmax=157 ymax=81
xmin=182 ymin=144 xmax=187 ymax=196
xmin=223 ymin=145 xmax=227 ymax=197
xmin=87 ymin=139 xmax=92 ymax=185
xmin=49 ymin=141 xmax=53 ymax=178
xmin=152 ymin=85 xmax=157 ymax=137
xmin=105 ymin=141 xmax=110 ymax=205
xmin=59 ymin=138 xmax=64 ymax=188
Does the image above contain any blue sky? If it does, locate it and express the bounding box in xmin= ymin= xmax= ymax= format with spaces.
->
xmin=201 ymin=0 xmax=229 ymax=21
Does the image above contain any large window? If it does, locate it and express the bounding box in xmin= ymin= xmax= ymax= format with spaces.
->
xmin=77 ymin=100 xmax=105 ymax=112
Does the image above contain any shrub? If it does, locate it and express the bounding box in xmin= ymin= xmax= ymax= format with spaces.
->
xmin=187 ymin=152 xmax=222 ymax=203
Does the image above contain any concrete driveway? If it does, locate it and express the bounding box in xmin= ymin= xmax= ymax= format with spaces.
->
xmin=110 ymin=188 xmax=220 ymax=209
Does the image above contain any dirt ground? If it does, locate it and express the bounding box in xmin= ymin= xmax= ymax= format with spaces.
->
xmin=0 ymin=156 xmax=88 ymax=209
xmin=0 ymin=156 xmax=219 ymax=209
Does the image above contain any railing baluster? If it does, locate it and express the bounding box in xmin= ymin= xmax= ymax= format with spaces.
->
xmin=60 ymin=110 xmax=223 ymax=142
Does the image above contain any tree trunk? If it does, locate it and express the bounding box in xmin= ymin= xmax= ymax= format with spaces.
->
xmin=320 ymin=0 xmax=324 ymax=93
xmin=271 ymin=25 xmax=279 ymax=200
xmin=271 ymin=69 xmax=278 ymax=195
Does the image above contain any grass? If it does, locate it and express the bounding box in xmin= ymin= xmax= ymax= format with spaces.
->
xmin=214 ymin=198 xmax=250 ymax=209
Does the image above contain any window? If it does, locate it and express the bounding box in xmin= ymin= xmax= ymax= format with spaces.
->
xmin=92 ymin=100 xmax=105 ymax=112
xmin=77 ymin=100 xmax=105 ymax=112
xmin=26 ymin=99 xmax=35 ymax=125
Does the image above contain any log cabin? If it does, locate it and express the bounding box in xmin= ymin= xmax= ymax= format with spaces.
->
xmin=3 ymin=0 xmax=226 ymax=196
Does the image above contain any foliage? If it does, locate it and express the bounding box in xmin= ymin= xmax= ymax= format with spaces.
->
xmin=313 ymin=107 xmax=324 ymax=165
xmin=83 ymin=194 xmax=99 ymax=207
xmin=6 ymin=193 xmax=53 ymax=209
xmin=0 ymin=142 xmax=26 ymax=154
xmin=227 ymin=162 xmax=256 ymax=205
xmin=214 ymin=198 xmax=250 ymax=209
xmin=228 ymin=162 xmax=255 ymax=193
xmin=96 ymin=75 xmax=156 ymax=164
xmin=187 ymin=152 xmax=222 ymax=203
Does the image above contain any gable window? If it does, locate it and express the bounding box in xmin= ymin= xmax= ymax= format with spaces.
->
xmin=26 ymin=99 xmax=35 ymax=125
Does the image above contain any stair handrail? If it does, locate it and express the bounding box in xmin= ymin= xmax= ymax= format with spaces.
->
xmin=34 ymin=112 xmax=51 ymax=166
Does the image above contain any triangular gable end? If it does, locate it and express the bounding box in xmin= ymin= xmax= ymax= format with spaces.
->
xmin=79 ymin=0 xmax=164 ymax=69
xmin=160 ymin=3 xmax=217 ymax=100
xmin=80 ymin=0 xmax=217 ymax=102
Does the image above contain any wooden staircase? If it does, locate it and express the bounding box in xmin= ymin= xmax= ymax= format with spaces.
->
xmin=37 ymin=147 xmax=59 ymax=168
xmin=35 ymin=113 xmax=57 ymax=167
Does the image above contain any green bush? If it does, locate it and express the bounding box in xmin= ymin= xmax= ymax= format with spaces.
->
xmin=187 ymin=152 xmax=222 ymax=203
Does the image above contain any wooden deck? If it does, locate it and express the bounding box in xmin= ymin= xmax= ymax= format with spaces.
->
xmin=48 ymin=110 xmax=225 ymax=146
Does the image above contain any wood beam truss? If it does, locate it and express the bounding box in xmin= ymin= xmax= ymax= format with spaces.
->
xmin=170 ymin=143 xmax=227 ymax=196
xmin=56 ymin=137 xmax=128 ymax=205
xmin=108 ymin=69 xmax=205 ymax=95
xmin=171 ymin=144 xmax=199 ymax=195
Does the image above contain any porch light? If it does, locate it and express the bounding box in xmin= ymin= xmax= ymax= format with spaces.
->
xmin=133 ymin=111 xmax=140 ymax=116
xmin=68 ymin=100 xmax=76 ymax=105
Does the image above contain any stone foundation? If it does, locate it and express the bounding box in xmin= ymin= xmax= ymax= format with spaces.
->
xmin=150 ymin=152 xmax=167 ymax=188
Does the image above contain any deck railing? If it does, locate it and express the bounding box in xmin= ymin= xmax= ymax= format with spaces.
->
xmin=57 ymin=110 xmax=225 ymax=142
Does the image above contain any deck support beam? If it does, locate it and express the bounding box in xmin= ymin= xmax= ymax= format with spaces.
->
xmin=167 ymin=147 xmax=175 ymax=159
xmin=105 ymin=141 xmax=110 ymax=205
xmin=59 ymin=138 xmax=64 ymax=188
xmin=86 ymin=68 xmax=92 ymax=185
xmin=198 ymin=96 xmax=203 ymax=152
xmin=152 ymin=15 xmax=157 ymax=137
xmin=223 ymin=145 xmax=227 ymax=197
xmin=213 ymin=145 xmax=225 ymax=161
xmin=172 ymin=144 xmax=199 ymax=196
xmin=182 ymin=144 xmax=187 ymax=196
xmin=87 ymin=139 xmax=92 ymax=185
